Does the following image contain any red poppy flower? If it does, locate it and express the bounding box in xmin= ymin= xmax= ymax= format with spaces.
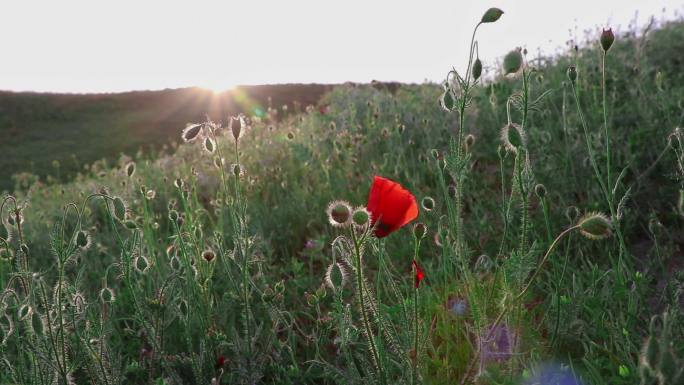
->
xmin=366 ymin=176 xmax=419 ymax=238
xmin=215 ymin=355 xmax=226 ymax=369
xmin=412 ymin=260 xmax=425 ymax=288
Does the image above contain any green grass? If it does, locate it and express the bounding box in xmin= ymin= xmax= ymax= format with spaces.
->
xmin=2 ymin=10 xmax=684 ymax=385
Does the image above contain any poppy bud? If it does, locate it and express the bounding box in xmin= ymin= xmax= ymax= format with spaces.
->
xmin=412 ymin=260 xmax=425 ymax=288
xmin=567 ymin=66 xmax=577 ymax=83
xmin=174 ymin=178 xmax=184 ymax=189
xmin=112 ymin=197 xmax=126 ymax=221
xmin=465 ymin=134 xmax=476 ymax=151
xmin=202 ymin=249 xmax=216 ymax=262
xmin=326 ymin=201 xmax=352 ymax=227
xmin=203 ymin=137 xmax=216 ymax=154
xmin=503 ymin=49 xmax=523 ymax=75
xmin=76 ymin=230 xmax=90 ymax=249
xmin=600 ymin=28 xmax=614 ymax=52
xmin=578 ymin=212 xmax=612 ymax=240
xmin=480 ymin=7 xmax=504 ymax=23
xmin=440 ymin=86 xmax=456 ymax=111
xmin=168 ymin=210 xmax=179 ymax=222
xmin=230 ymin=116 xmax=242 ymax=142
xmin=472 ymin=58 xmax=483 ymax=80
xmin=421 ymin=197 xmax=435 ymax=212
xmin=125 ymin=162 xmax=136 ymax=177
xmin=352 ymin=207 xmax=370 ymax=228
xmin=534 ymin=184 xmax=546 ymax=199
xmin=413 ymin=223 xmax=427 ymax=240
xmin=181 ymin=124 xmax=203 ymax=142
xmin=501 ymin=123 xmax=525 ymax=154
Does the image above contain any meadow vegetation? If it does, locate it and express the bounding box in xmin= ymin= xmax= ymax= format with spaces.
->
xmin=1 ymin=8 xmax=684 ymax=385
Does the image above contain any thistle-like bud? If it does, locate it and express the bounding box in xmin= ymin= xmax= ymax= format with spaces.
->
xmin=413 ymin=222 xmax=427 ymax=240
xmin=577 ymin=212 xmax=612 ymax=240
xmin=600 ymin=28 xmax=614 ymax=52
xmin=480 ymin=7 xmax=504 ymax=23
xmin=567 ymin=66 xmax=577 ymax=83
xmin=503 ymin=49 xmax=523 ymax=75
xmin=326 ymin=201 xmax=352 ymax=227
xmin=421 ymin=197 xmax=435 ymax=212
xmin=472 ymin=58 xmax=483 ymax=80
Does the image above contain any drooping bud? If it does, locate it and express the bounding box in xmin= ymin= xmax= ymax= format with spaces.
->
xmin=534 ymin=184 xmax=547 ymax=199
xmin=577 ymin=212 xmax=612 ymax=240
xmin=567 ymin=66 xmax=577 ymax=83
xmin=440 ymin=84 xmax=456 ymax=112
xmin=326 ymin=201 xmax=352 ymax=227
xmin=500 ymin=123 xmax=526 ymax=154
xmin=480 ymin=8 xmax=504 ymax=23
xmin=472 ymin=58 xmax=483 ymax=80
xmin=600 ymin=28 xmax=614 ymax=52
xmin=125 ymin=162 xmax=136 ymax=177
xmin=503 ymin=48 xmax=523 ymax=75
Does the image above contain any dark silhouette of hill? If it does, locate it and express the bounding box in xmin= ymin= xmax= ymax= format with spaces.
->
xmin=0 ymin=84 xmax=335 ymax=191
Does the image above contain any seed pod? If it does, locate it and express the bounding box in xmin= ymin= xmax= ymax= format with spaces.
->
xmin=503 ymin=49 xmax=523 ymax=75
xmin=480 ymin=7 xmax=504 ymax=23
xmin=577 ymin=212 xmax=612 ymax=240
xmin=600 ymin=28 xmax=614 ymax=52
xmin=472 ymin=58 xmax=483 ymax=80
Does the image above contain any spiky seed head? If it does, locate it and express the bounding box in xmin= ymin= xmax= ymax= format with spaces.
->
xmin=503 ymin=48 xmax=523 ymax=75
xmin=501 ymin=123 xmax=525 ymax=154
xmin=421 ymin=196 xmax=435 ymax=211
xmin=181 ymin=123 xmax=203 ymax=142
xmin=99 ymin=287 xmax=116 ymax=303
xmin=202 ymin=249 xmax=216 ymax=262
xmin=578 ymin=212 xmax=612 ymax=240
xmin=112 ymin=197 xmax=126 ymax=221
xmin=125 ymin=162 xmax=136 ymax=177
xmin=472 ymin=58 xmax=483 ymax=80
xmin=325 ymin=261 xmax=350 ymax=291
xmin=567 ymin=66 xmax=578 ymax=83
xmin=203 ymin=137 xmax=216 ymax=154
xmin=76 ymin=230 xmax=90 ymax=249
xmin=326 ymin=201 xmax=352 ymax=227
xmin=600 ymin=28 xmax=615 ymax=52
xmin=352 ymin=207 xmax=371 ymax=228
xmin=534 ymin=184 xmax=547 ymax=199
xmin=413 ymin=222 xmax=427 ymax=240
xmin=481 ymin=7 xmax=504 ymax=23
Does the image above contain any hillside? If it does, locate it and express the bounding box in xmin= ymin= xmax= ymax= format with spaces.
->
xmin=0 ymin=84 xmax=335 ymax=191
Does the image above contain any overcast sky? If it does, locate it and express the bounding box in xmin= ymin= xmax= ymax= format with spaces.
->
xmin=1 ymin=0 xmax=682 ymax=93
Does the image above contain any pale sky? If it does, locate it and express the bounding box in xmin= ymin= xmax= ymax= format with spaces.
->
xmin=1 ymin=0 xmax=682 ymax=93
